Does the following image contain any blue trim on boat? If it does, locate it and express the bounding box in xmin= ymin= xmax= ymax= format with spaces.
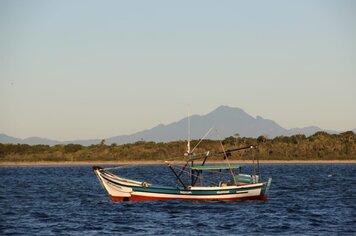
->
xmin=132 ymin=185 xmax=262 ymax=195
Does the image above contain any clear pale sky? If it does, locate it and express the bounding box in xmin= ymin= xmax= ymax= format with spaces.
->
xmin=0 ymin=0 xmax=355 ymax=141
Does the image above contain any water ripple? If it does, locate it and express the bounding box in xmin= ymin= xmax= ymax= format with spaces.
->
xmin=0 ymin=164 xmax=355 ymax=235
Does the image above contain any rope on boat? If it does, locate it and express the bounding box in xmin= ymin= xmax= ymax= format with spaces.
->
xmin=190 ymin=128 xmax=213 ymax=154
xmin=216 ymin=129 xmax=237 ymax=184
xmin=103 ymin=166 xmax=129 ymax=170
xmin=103 ymin=164 xmax=160 ymax=171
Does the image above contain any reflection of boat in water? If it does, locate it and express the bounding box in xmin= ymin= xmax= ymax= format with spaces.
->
xmin=93 ymin=137 xmax=272 ymax=202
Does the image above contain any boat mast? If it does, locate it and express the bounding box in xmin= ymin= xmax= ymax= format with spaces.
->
xmin=187 ymin=108 xmax=191 ymax=155
xmin=187 ymin=109 xmax=193 ymax=186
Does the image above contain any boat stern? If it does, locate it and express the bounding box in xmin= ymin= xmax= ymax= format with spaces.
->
xmin=261 ymin=177 xmax=272 ymax=198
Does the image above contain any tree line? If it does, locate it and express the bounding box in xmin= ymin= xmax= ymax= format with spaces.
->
xmin=0 ymin=131 xmax=355 ymax=162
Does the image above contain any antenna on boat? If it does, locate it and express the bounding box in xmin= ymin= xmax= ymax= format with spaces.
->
xmin=185 ymin=106 xmax=191 ymax=156
xmin=188 ymin=108 xmax=191 ymax=154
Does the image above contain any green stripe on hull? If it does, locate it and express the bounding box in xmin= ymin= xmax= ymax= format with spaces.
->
xmin=131 ymin=184 xmax=263 ymax=195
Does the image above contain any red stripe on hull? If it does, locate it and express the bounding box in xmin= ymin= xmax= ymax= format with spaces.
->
xmin=111 ymin=194 xmax=267 ymax=202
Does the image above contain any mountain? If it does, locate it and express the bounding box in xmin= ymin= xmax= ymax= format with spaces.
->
xmin=0 ymin=133 xmax=101 ymax=146
xmin=287 ymin=126 xmax=323 ymax=137
xmin=106 ymin=106 xmax=287 ymax=144
xmin=1 ymin=106 xmax=352 ymax=145
xmin=0 ymin=134 xmax=59 ymax=146
xmin=0 ymin=134 xmax=22 ymax=144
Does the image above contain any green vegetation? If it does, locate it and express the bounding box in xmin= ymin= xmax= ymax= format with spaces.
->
xmin=0 ymin=131 xmax=355 ymax=162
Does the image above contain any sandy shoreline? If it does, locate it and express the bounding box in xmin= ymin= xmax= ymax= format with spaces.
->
xmin=0 ymin=160 xmax=355 ymax=167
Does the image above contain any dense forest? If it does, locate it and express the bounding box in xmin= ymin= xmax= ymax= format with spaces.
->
xmin=0 ymin=131 xmax=355 ymax=162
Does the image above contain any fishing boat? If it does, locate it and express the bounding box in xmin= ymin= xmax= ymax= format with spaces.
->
xmin=93 ymin=133 xmax=272 ymax=202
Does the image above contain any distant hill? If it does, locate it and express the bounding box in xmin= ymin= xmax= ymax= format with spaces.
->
xmin=105 ymin=105 xmax=328 ymax=144
xmin=0 ymin=133 xmax=100 ymax=146
xmin=1 ymin=106 xmax=353 ymax=145
xmin=0 ymin=134 xmax=22 ymax=144
xmin=0 ymin=134 xmax=59 ymax=146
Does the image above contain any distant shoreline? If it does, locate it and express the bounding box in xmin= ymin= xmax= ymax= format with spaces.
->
xmin=1 ymin=160 xmax=355 ymax=167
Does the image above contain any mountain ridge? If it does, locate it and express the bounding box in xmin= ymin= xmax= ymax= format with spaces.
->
xmin=1 ymin=106 xmax=354 ymax=145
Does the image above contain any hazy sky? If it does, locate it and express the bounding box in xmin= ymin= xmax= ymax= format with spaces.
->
xmin=1 ymin=0 xmax=355 ymax=141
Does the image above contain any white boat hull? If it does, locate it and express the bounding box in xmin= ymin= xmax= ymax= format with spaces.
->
xmin=93 ymin=166 xmax=271 ymax=202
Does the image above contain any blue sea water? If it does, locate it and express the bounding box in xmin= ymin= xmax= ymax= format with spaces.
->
xmin=0 ymin=164 xmax=355 ymax=235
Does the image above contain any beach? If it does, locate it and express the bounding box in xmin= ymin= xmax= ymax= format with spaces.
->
xmin=1 ymin=160 xmax=355 ymax=167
